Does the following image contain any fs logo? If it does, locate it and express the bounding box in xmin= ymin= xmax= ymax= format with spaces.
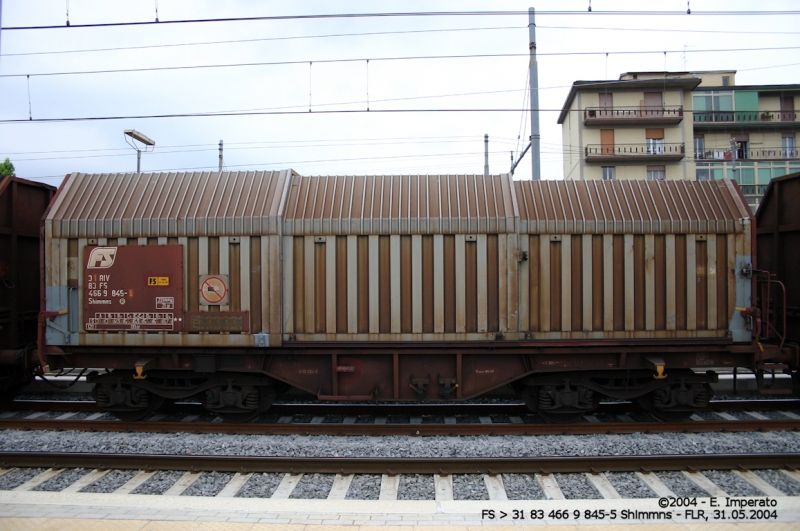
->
xmin=87 ymin=247 xmax=118 ymax=269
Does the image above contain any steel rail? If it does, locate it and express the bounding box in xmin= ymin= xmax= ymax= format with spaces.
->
xmin=8 ymin=398 xmax=800 ymax=415
xmin=1 ymin=418 xmax=799 ymax=436
xmin=0 ymin=451 xmax=798 ymax=475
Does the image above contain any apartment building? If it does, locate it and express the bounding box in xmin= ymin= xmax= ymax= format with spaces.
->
xmin=558 ymin=70 xmax=800 ymax=209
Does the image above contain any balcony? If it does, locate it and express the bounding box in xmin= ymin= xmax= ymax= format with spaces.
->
xmin=695 ymin=147 xmax=798 ymax=161
xmin=583 ymin=105 xmax=684 ymax=125
xmin=585 ymin=143 xmax=685 ymax=162
xmin=693 ymin=110 xmax=799 ymax=126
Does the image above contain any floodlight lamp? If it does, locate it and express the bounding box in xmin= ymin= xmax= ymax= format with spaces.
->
xmin=124 ymin=129 xmax=155 ymax=147
xmin=124 ymin=129 xmax=156 ymax=172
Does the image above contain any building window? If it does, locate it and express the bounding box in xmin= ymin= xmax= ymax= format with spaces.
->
xmin=694 ymin=135 xmax=706 ymax=159
xmin=647 ymin=166 xmax=666 ymax=181
xmin=696 ymin=168 xmax=710 ymax=181
xmin=722 ymin=76 xmax=730 ymax=86
xmin=783 ymin=134 xmax=796 ymax=158
xmin=645 ymin=129 xmax=665 ymax=154
xmin=602 ymin=167 xmax=615 ymax=180
xmin=693 ymin=91 xmax=733 ymax=122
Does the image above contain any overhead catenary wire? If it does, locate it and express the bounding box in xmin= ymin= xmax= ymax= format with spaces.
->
xmin=5 ymin=46 xmax=800 ymax=78
xmin=0 ymin=103 xmax=794 ymax=125
xmin=3 ymin=9 xmax=799 ymax=31
xmin=11 ymin=138 xmax=520 ymax=161
xmin=4 ymin=23 xmax=798 ymax=58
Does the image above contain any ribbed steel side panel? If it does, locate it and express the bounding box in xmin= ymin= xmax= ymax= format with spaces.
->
xmin=514 ymin=180 xmax=751 ymax=340
xmin=43 ymin=172 xmax=753 ymax=345
xmin=283 ymin=174 xmax=518 ymax=235
xmin=45 ymin=170 xmax=295 ymax=238
xmin=515 ymin=179 xmax=747 ymax=234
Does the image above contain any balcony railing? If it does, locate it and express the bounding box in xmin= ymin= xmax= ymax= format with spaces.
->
xmin=695 ymin=148 xmax=798 ymax=161
xmin=584 ymin=105 xmax=683 ymax=124
xmin=585 ymin=143 xmax=685 ymax=162
xmin=693 ymin=110 xmax=798 ymax=124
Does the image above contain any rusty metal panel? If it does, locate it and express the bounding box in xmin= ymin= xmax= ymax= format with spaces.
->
xmin=515 ymin=179 xmax=749 ymax=235
xmin=83 ymin=245 xmax=182 ymax=332
xmin=184 ymin=311 xmax=249 ymax=332
xmin=421 ymin=235 xmax=434 ymax=333
xmin=45 ymin=170 xmax=295 ymax=238
xmin=443 ymin=235 xmax=456 ymax=333
xmin=357 ymin=236 xmax=369 ymax=333
xmin=0 ymin=176 xmax=55 ymax=350
xmin=756 ymin=171 xmax=800 ymax=341
xmin=282 ymin=174 xmax=517 ymax=235
xmin=250 ymin=236 xmax=262 ymax=332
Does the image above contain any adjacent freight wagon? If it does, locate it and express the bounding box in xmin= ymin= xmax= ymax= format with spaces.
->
xmin=36 ymin=170 xmax=797 ymax=421
xmin=0 ymin=176 xmax=55 ymax=400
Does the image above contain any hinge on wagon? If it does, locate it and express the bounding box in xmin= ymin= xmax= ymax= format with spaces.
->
xmin=741 ymin=262 xmax=753 ymax=279
xmin=438 ymin=378 xmax=458 ymax=399
xmin=409 ymin=377 xmax=429 ymax=400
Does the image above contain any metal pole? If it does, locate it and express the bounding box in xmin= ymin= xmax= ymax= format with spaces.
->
xmin=511 ymin=141 xmax=532 ymax=175
xmin=484 ymin=134 xmax=489 ymax=176
xmin=219 ymin=140 xmax=224 ymax=172
xmin=528 ymin=7 xmax=541 ymax=181
xmin=136 ymin=150 xmax=141 ymax=173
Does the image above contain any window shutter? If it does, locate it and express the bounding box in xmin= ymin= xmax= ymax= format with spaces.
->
xmin=645 ymin=129 xmax=665 ymax=139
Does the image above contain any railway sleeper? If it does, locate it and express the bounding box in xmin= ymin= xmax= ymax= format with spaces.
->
xmin=88 ymin=370 xmax=278 ymax=422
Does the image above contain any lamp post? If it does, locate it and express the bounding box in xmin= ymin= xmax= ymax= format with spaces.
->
xmin=124 ymin=129 xmax=155 ymax=172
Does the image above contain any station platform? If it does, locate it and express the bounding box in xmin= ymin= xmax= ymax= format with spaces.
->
xmin=2 ymin=518 xmax=799 ymax=530
xmin=0 ymin=490 xmax=798 ymax=528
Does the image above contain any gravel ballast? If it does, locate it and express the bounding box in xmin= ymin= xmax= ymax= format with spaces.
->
xmin=131 ymin=470 xmax=184 ymax=495
xmin=0 ymin=429 xmax=796 ymax=458
xmin=397 ymin=474 xmax=434 ymax=500
xmin=346 ymin=474 xmax=381 ymax=500
xmin=0 ymin=468 xmax=46 ymax=490
xmin=604 ymin=472 xmax=655 ymax=498
xmin=452 ymin=474 xmax=489 ymax=500
xmin=502 ymin=473 xmax=545 ymax=500
xmin=755 ymin=469 xmax=800 ymax=496
xmin=657 ymin=471 xmax=708 ymax=497
xmin=289 ymin=473 xmax=334 ymax=499
xmin=236 ymin=473 xmax=283 ymax=498
xmin=80 ymin=469 xmax=138 ymax=493
xmin=33 ymin=468 xmax=88 ymax=491
xmin=553 ymin=473 xmax=602 ymax=499
xmin=182 ymin=471 xmax=234 ymax=496
xmin=701 ymin=470 xmax=763 ymax=497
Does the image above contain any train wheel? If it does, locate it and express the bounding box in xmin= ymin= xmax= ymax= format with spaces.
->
xmin=202 ymin=382 xmax=276 ymax=423
xmin=636 ymin=393 xmax=694 ymax=422
xmin=93 ymin=383 xmax=164 ymax=422
xmin=522 ymin=385 xmax=598 ymax=424
xmin=636 ymin=380 xmax=712 ymax=422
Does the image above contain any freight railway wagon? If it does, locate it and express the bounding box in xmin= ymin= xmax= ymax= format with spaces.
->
xmin=36 ymin=170 xmax=798 ymax=422
xmin=0 ymin=176 xmax=55 ymax=401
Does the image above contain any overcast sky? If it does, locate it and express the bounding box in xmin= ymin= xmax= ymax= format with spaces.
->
xmin=1 ymin=0 xmax=798 ymax=188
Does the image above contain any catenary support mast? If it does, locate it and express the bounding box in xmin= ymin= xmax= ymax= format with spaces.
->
xmin=529 ymin=7 xmax=541 ymax=181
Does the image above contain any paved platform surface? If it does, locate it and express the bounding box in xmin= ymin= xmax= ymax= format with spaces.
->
xmin=0 ymin=491 xmax=798 ymax=527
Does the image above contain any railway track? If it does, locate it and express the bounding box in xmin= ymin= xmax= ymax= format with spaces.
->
xmin=2 ymin=398 xmax=799 ymax=436
xmin=7 ymin=397 xmax=800 ymax=414
xmin=1 ymin=417 xmax=799 ymax=436
xmin=1 ymin=451 xmax=799 ymax=504
xmin=3 ymin=451 xmax=800 ymax=475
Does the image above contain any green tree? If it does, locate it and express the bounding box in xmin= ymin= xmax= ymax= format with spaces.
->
xmin=0 ymin=158 xmax=15 ymax=177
